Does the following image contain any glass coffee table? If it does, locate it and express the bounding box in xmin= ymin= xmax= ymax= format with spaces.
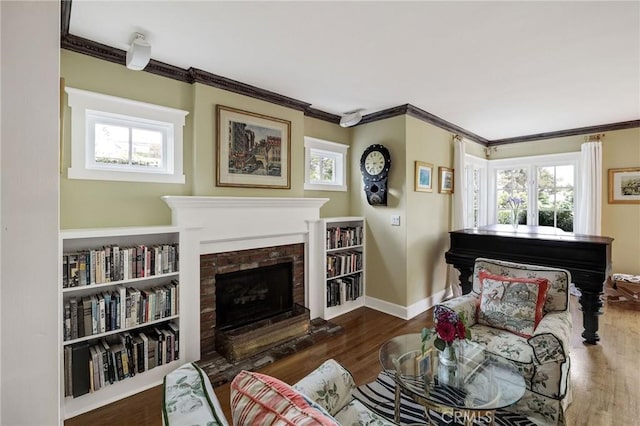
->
xmin=379 ymin=334 xmax=526 ymax=425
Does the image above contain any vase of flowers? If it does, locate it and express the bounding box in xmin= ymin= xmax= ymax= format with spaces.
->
xmin=507 ymin=196 xmax=523 ymax=230
xmin=422 ymin=306 xmax=471 ymax=368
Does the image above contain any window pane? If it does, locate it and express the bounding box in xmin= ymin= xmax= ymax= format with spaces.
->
xmin=94 ymin=124 xmax=129 ymax=165
xmin=132 ymin=128 xmax=163 ymax=168
xmin=496 ymin=169 xmax=528 ymax=225
xmin=537 ymin=165 xmax=574 ymax=231
xmin=310 ymin=151 xmax=336 ymax=184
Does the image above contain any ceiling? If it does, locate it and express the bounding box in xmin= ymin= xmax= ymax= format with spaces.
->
xmin=68 ymin=1 xmax=640 ymax=141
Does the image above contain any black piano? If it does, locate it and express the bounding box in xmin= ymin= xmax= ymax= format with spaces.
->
xmin=445 ymin=224 xmax=613 ymax=344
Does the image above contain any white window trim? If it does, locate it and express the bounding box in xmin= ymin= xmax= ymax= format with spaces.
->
xmin=487 ymin=152 xmax=580 ymax=225
xmin=65 ymin=87 xmax=188 ymax=184
xmin=303 ymin=137 xmax=349 ymax=192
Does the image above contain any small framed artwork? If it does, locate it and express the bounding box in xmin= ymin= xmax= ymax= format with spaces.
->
xmin=608 ymin=167 xmax=640 ymax=204
xmin=216 ymin=105 xmax=291 ymax=189
xmin=438 ymin=166 xmax=454 ymax=194
xmin=415 ymin=161 xmax=433 ymax=192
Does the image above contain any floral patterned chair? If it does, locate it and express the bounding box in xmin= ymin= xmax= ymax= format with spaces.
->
xmin=436 ymin=258 xmax=572 ymax=426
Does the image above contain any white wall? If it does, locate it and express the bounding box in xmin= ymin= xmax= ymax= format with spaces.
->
xmin=1 ymin=1 xmax=60 ymax=424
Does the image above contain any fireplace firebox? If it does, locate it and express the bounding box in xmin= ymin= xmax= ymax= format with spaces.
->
xmin=215 ymin=262 xmax=293 ymax=331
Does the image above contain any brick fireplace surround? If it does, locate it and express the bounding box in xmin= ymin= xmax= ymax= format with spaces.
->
xmin=199 ymin=243 xmax=305 ymax=359
xmin=161 ymin=196 xmax=328 ymax=364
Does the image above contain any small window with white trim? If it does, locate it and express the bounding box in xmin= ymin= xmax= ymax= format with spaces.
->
xmin=65 ymin=87 xmax=188 ymax=183
xmin=304 ymin=137 xmax=349 ymax=191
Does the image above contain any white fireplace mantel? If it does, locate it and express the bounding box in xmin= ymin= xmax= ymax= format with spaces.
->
xmin=161 ymin=196 xmax=329 ymax=361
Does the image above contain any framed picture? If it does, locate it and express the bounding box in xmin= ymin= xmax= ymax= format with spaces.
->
xmin=608 ymin=167 xmax=640 ymax=204
xmin=216 ymin=105 xmax=291 ymax=188
xmin=438 ymin=166 xmax=454 ymax=194
xmin=415 ymin=161 xmax=433 ymax=192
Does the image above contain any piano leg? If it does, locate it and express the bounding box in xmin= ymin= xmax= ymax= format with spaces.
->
xmin=459 ymin=267 xmax=474 ymax=294
xmin=579 ymin=290 xmax=603 ymax=344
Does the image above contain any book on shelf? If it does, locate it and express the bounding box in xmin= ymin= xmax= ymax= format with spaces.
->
xmin=326 ymin=251 xmax=363 ymax=278
xmin=63 ymin=322 xmax=179 ymax=398
xmin=63 ymin=281 xmax=179 ymax=342
xmin=326 ymin=274 xmax=363 ymax=308
xmin=71 ymin=342 xmax=90 ymax=398
xmin=62 ymin=243 xmax=179 ymax=288
xmin=326 ymin=225 xmax=363 ymax=250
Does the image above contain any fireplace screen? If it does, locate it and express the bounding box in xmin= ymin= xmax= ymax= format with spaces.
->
xmin=215 ymin=262 xmax=293 ymax=331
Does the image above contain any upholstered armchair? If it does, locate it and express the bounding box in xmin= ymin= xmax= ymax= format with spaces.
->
xmin=435 ymin=258 xmax=572 ymax=426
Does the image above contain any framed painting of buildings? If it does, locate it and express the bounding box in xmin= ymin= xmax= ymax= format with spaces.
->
xmin=216 ymin=105 xmax=291 ymax=188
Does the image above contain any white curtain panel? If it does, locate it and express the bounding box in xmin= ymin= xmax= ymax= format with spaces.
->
xmin=447 ymin=137 xmax=466 ymax=298
xmin=452 ymin=138 xmax=466 ymax=230
xmin=576 ymin=141 xmax=602 ymax=235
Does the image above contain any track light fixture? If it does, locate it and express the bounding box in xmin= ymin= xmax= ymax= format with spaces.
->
xmin=126 ymin=33 xmax=151 ymax=71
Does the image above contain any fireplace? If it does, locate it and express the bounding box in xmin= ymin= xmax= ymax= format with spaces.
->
xmin=161 ymin=196 xmax=328 ymax=364
xmin=200 ymin=243 xmax=305 ymax=359
xmin=215 ymin=262 xmax=293 ymax=331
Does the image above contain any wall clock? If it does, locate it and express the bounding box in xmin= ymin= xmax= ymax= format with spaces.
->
xmin=360 ymin=144 xmax=391 ymax=206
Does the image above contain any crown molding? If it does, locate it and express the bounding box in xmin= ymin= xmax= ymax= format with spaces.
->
xmin=188 ymin=68 xmax=310 ymax=111
xmin=489 ymin=119 xmax=640 ymax=146
xmin=359 ymin=104 xmax=490 ymax=146
xmin=60 ymin=1 xmax=639 ymax=145
xmin=304 ymin=107 xmax=341 ymax=124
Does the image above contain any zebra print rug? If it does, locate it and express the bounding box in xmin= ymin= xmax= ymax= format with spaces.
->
xmin=352 ymin=371 xmax=535 ymax=426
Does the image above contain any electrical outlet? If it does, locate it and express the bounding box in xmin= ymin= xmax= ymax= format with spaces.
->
xmin=391 ymin=215 xmax=401 ymax=226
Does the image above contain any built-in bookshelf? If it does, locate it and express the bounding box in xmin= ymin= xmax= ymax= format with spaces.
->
xmin=60 ymin=226 xmax=185 ymax=420
xmin=322 ymin=217 xmax=365 ymax=320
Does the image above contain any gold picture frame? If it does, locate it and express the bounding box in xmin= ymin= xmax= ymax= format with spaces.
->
xmin=216 ymin=105 xmax=291 ymax=188
xmin=608 ymin=167 xmax=640 ymax=204
xmin=415 ymin=161 xmax=433 ymax=192
xmin=438 ymin=166 xmax=454 ymax=194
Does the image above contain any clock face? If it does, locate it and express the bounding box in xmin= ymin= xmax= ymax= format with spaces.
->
xmin=365 ymin=151 xmax=386 ymax=175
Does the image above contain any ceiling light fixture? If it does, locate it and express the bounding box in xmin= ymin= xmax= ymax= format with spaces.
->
xmin=126 ymin=32 xmax=151 ymax=71
xmin=339 ymin=109 xmax=364 ymax=128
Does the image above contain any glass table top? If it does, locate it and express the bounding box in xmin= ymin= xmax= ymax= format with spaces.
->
xmin=379 ymin=333 xmax=526 ymax=411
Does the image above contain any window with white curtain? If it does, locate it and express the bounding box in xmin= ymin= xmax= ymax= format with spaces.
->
xmin=487 ymin=152 xmax=580 ymax=231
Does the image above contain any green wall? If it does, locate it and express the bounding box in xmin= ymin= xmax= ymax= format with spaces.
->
xmin=350 ymin=116 xmax=408 ymax=306
xmin=60 ymin=50 xmax=193 ymax=228
xmin=601 ymin=128 xmax=640 ymax=275
xmin=60 ymin=51 xmax=350 ymax=229
xmin=303 ymin=117 xmax=352 ymax=217
xmin=405 ymin=116 xmax=453 ymax=305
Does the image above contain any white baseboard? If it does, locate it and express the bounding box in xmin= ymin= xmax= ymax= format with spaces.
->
xmin=364 ymin=288 xmax=448 ymax=320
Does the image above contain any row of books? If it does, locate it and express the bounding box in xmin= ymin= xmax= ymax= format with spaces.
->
xmin=63 ymin=281 xmax=179 ymax=341
xmin=326 ymin=251 xmax=363 ymax=278
xmin=326 ymin=226 xmax=363 ymax=250
xmin=62 ymin=243 xmax=179 ymax=288
xmin=326 ymin=275 xmax=362 ymax=307
xmin=63 ymin=323 xmax=179 ymax=398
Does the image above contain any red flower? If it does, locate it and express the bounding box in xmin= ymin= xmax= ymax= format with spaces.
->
xmin=456 ymin=320 xmax=466 ymax=339
xmin=437 ymin=321 xmax=457 ymax=343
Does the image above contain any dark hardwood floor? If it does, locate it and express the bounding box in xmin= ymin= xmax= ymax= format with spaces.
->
xmin=65 ymin=296 xmax=640 ymax=425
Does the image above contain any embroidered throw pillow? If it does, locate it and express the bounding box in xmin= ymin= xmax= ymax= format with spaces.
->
xmin=230 ymin=370 xmax=339 ymax=426
xmin=477 ymin=270 xmax=549 ymax=338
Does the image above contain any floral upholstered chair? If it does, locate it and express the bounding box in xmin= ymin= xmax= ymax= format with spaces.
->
xmin=435 ymin=258 xmax=572 ymax=426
